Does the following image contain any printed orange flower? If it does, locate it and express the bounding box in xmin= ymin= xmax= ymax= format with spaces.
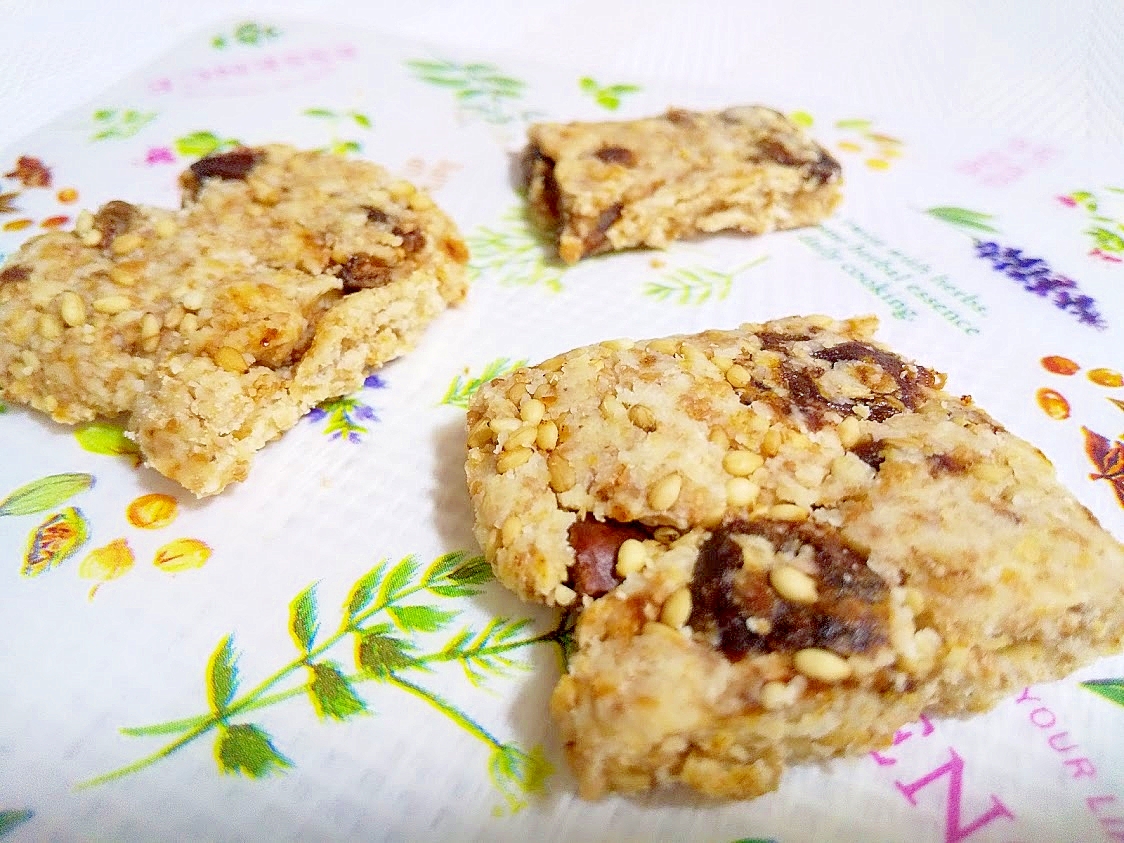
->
xmin=154 ymin=538 xmax=212 ymax=573
xmin=79 ymin=538 xmax=135 ymax=599
xmin=126 ymin=493 xmax=178 ymax=529
xmin=1035 ymin=388 xmax=1070 ymax=420
xmin=1041 ymin=355 xmax=1080 ymax=376
xmin=1088 ymin=368 xmax=1123 ymax=388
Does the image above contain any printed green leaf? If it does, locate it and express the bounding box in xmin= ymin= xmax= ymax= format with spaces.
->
xmin=329 ymin=140 xmax=362 ymax=156
xmin=1088 ymin=225 xmax=1124 ymax=253
xmin=579 ymin=76 xmax=640 ymax=111
xmin=74 ymin=421 xmax=141 ymax=464
xmin=387 ymin=604 xmax=458 ymax=634
xmin=306 ymin=661 xmax=367 ymax=720
xmin=0 ymin=473 xmax=94 ymax=517
xmin=789 ymin=110 xmax=814 ymax=128
xmin=22 ymin=506 xmax=90 ymax=577
xmin=355 ymin=630 xmax=415 ymax=677
xmin=207 ymin=635 xmax=239 ymax=715
xmin=731 ymin=838 xmax=778 ymax=843
xmin=173 ymin=131 xmax=223 ymax=158
xmin=231 ymin=22 xmax=279 ymax=46
xmin=488 ymin=743 xmax=552 ymax=813
xmin=926 ymin=206 xmax=999 ymax=233
xmin=1083 ymin=679 xmax=1124 ymax=708
xmin=441 ymin=358 xmax=527 ymax=408
xmin=351 ymin=112 xmax=372 ymax=129
xmin=344 ymin=560 xmax=387 ymax=621
xmin=83 ymin=547 xmax=563 ymax=803
xmin=420 ymin=549 xmax=469 ymax=583
xmin=444 ymin=617 xmax=533 ymax=686
xmin=303 ymin=107 xmax=336 ymax=118
xmin=93 ymin=109 xmax=114 ymax=122
xmin=427 ymin=553 xmax=493 ymax=597
xmin=450 ymin=555 xmax=493 ymax=584
xmin=467 ymin=206 xmax=568 ymax=291
xmin=835 ymin=118 xmax=873 ymax=130
xmin=406 ymin=58 xmax=529 ymax=124
xmin=0 ymin=810 xmax=33 ymax=838
xmin=289 ymin=584 xmax=319 ymax=654
xmin=377 ymin=555 xmax=420 ymax=606
xmin=214 ymin=723 xmax=292 ymax=777
xmin=644 ymin=258 xmax=767 ymax=306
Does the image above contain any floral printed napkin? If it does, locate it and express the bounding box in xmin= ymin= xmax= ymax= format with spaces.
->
xmin=1 ymin=17 xmax=1122 ymax=843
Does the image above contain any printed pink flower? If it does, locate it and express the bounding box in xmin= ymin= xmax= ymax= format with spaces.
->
xmin=1091 ymin=248 xmax=1123 ymax=263
xmin=145 ymin=146 xmax=176 ymax=165
xmin=1056 ymin=194 xmax=1077 ymax=207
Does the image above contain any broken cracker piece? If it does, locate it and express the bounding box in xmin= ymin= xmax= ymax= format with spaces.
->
xmin=524 ymin=106 xmax=842 ymax=263
xmin=465 ymin=314 xmax=1124 ymax=800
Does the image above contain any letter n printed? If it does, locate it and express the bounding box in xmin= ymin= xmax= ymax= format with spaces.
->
xmin=895 ymin=748 xmax=1016 ymax=843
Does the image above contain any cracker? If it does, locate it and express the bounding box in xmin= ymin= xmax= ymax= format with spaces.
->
xmin=0 ymin=145 xmax=469 ymax=496
xmin=524 ymin=106 xmax=842 ymax=264
xmin=464 ymin=314 xmax=1124 ymax=799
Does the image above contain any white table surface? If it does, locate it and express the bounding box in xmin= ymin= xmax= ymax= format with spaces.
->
xmin=2 ymin=0 xmax=1123 ymax=154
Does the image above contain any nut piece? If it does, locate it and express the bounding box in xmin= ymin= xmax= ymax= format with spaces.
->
xmin=793 ymin=647 xmax=852 ymax=682
xmin=769 ymin=564 xmax=818 ymax=603
xmin=628 ymin=404 xmax=658 ymax=432
xmin=139 ymin=312 xmax=161 ymax=339
xmin=489 ymin=417 xmax=521 ymax=435
xmin=647 ymin=473 xmax=682 ymax=510
xmin=759 ymin=680 xmax=790 ymax=710
xmin=837 ymin=414 xmax=862 ymax=449
xmin=660 ymin=587 xmax=692 ymax=629
xmin=213 ymin=346 xmax=249 ymax=374
xmin=467 ymin=420 xmax=494 ymax=448
xmin=725 ymin=364 xmax=751 ymax=389
xmin=726 ymin=477 xmax=759 ymax=508
xmin=58 ymin=292 xmax=86 ymax=327
xmin=647 ymin=337 xmax=679 ymax=355
xmin=536 ymin=420 xmax=559 ymax=451
xmin=110 ymin=232 xmax=144 ymax=255
xmin=496 ymin=447 xmax=533 ymax=473
xmin=501 ymin=515 xmax=523 ymax=546
xmin=519 ymin=398 xmax=546 ymax=425
xmin=92 ymin=295 xmax=132 ymax=315
xmin=547 ymin=452 xmax=576 ymax=492
xmin=615 ymin=538 xmax=648 ymax=577
xmin=723 ymin=450 xmax=764 ymax=477
xmin=768 ymin=503 xmax=809 ymax=522
xmin=181 ymin=289 xmax=205 ymax=312
xmin=37 ymin=313 xmax=63 ymax=340
xmin=504 ymin=424 xmax=539 ymax=451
